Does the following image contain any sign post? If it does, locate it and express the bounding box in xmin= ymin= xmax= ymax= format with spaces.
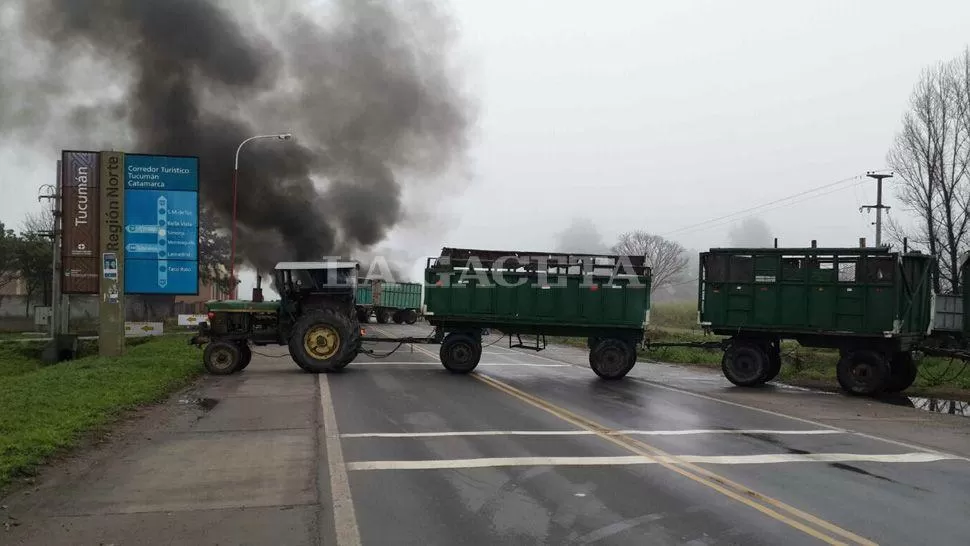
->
xmin=99 ymin=151 xmax=126 ymax=356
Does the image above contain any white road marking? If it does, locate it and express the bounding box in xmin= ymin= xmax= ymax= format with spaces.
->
xmin=340 ymin=429 xmax=845 ymax=439
xmin=487 ymin=341 xmax=970 ymax=463
xmin=626 ymin=377 xmax=970 ymax=461
xmin=318 ymin=375 xmax=361 ymax=546
xmin=347 ymin=452 xmax=961 ymax=471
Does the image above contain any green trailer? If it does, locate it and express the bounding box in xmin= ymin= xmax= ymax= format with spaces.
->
xmin=191 ymin=251 xmax=652 ymax=380
xmin=694 ymin=246 xmax=935 ymax=395
xmin=355 ymin=279 xmax=422 ymax=325
xmin=423 ymin=247 xmax=652 ymax=378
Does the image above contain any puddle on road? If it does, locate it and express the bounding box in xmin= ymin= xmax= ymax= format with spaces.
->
xmin=878 ymin=395 xmax=970 ymax=417
xmin=178 ymin=397 xmax=220 ymax=411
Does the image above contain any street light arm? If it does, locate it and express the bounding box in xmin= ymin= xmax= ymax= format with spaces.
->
xmin=229 ymin=131 xmax=293 ymax=300
xmin=234 ymin=133 xmax=293 ymax=170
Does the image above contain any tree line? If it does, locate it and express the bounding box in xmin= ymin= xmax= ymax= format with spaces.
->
xmin=0 ymin=205 xmax=236 ymax=317
xmin=0 ymin=215 xmax=54 ymax=314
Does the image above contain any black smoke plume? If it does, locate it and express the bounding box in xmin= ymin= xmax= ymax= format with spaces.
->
xmin=0 ymin=0 xmax=472 ymax=274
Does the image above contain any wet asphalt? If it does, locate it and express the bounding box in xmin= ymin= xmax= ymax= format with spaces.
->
xmin=3 ymin=322 xmax=970 ymax=545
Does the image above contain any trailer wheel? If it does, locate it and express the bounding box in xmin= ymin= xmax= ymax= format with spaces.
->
xmin=356 ymin=308 xmax=370 ymax=323
xmin=837 ymin=350 xmax=890 ymax=396
xmin=765 ymin=341 xmax=782 ymax=382
xmin=587 ymin=337 xmax=601 ymax=350
xmin=203 ymin=341 xmax=242 ymax=375
xmin=439 ymin=333 xmax=482 ymax=373
xmin=721 ymin=342 xmax=769 ymax=387
xmin=589 ymin=339 xmax=635 ymax=380
xmin=376 ymin=309 xmax=390 ymax=324
xmin=392 ymin=311 xmax=404 ymax=324
xmin=884 ymin=352 xmax=917 ymax=393
xmin=404 ymin=309 xmax=418 ymax=324
xmin=289 ymin=309 xmax=357 ymax=373
xmin=237 ymin=342 xmax=253 ymax=371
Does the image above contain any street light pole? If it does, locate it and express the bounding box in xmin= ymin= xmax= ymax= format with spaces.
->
xmin=229 ymin=133 xmax=292 ymax=299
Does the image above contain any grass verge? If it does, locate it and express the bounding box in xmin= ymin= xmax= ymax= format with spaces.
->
xmin=0 ymin=335 xmax=202 ymax=487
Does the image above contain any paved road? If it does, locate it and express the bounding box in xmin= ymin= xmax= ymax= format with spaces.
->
xmin=4 ymin=323 xmax=970 ymax=545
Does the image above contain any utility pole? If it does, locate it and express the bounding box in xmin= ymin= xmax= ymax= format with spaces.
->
xmin=861 ymin=171 xmax=893 ymax=247
xmin=38 ymin=181 xmax=59 ymax=336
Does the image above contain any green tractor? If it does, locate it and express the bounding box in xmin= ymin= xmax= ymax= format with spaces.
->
xmin=191 ymin=260 xmax=364 ymax=375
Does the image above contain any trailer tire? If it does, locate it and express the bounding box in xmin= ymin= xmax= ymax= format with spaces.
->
xmin=404 ymin=309 xmax=418 ymax=324
xmin=765 ymin=341 xmax=782 ymax=382
xmin=589 ymin=339 xmax=635 ymax=380
xmin=203 ymin=341 xmax=242 ymax=375
xmin=289 ymin=309 xmax=357 ymax=373
xmin=884 ymin=352 xmax=918 ymax=393
xmin=356 ymin=308 xmax=370 ymax=324
xmin=376 ymin=309 xmax=390 ymax=324
xmin=237 ymin=343 xmax=253 ymax=371
xmin=440 ymin=333 xmax=482 ymax=373
xmin=722 ymin=342 xmax=770 ymax=387
xmin=392 ymin=311 xmax=404 ymax=324
xmin=837 ymin=350 xmax=890 ymax=396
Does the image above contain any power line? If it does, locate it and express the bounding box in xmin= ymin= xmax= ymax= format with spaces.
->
xmin=661 ymin=174 xmax=866 ymax=238
xmin=671 ymin=178 xmax=869 ymax=238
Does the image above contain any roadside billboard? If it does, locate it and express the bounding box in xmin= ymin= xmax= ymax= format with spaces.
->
xmin=123 ymin=154 xmax=200 ymax=295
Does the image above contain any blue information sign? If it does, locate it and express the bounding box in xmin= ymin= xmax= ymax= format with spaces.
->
xmin=123 ymin=154 xmax=199 ymax=295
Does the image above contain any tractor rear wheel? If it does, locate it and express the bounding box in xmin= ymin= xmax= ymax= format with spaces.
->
xmin=203 ymin=341 xmax=242 ymax=375
xmin=404 ymin=309 xmax=418 ymax=324
xmin=237 ymin=342 xmax=253 ymax=371
xmin=289 ymin=309 xmax=358 ymax=373
xmin=721 ymin=341 xmax=770 ymax=387
xmin=439 ymin=333 xmax=482 ymax=373
xmin=589 ymin=338 xmax=635 ymax=380
xmin=884 ymin=352 xmax=917 ymax=393
xmin=837 ymin=350 xmax=890 ymax=396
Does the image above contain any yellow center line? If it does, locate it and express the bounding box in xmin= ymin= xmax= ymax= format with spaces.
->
xmin=472 ymin=373 xmax=877 ymax=546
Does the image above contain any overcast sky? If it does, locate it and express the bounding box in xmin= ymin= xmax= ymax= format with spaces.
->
xmin=3 ymin=0 xmax=970 ymax=296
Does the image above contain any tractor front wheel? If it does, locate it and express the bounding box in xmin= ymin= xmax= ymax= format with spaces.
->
xmin=289 ymin=310 xmax=358 ymax=373
xmin=203 ymin=341 xmax=242 ymax=375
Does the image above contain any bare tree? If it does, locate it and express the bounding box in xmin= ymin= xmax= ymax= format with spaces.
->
xmin=611 ymin=230 xmax=688 ymax=293
xmin=21 ymin=207 xmax=55 ymax=235
xmin=888 ymin=49 xmax=970 ymax=292
xmin=198 ymin=206 xmax=236 ymax=297
xmin=728 ymin=217 xmax=773 ymax=247
xmin=554 ymin=217 xmax=610 ymax=254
